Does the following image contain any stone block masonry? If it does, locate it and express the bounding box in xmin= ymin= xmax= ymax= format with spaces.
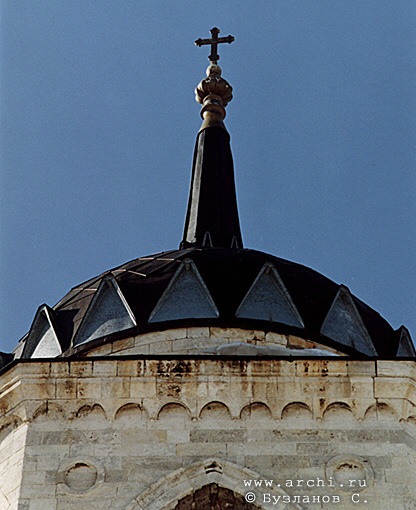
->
xmin=0 ymin=357 xmax=415 ymax=509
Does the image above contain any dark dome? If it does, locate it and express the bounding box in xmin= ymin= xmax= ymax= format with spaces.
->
xmin=30 ymin=246 xmax=400 ymax=358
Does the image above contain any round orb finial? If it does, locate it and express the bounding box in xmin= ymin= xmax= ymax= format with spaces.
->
xmin=195 ymin=64 xmax=233 ymax=130
xmin=206 ymin=63 xmax=222 ymax=77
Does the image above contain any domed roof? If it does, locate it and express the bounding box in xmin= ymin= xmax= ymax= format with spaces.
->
xmin=18 ymin=246 xmax=403 ymax=358
xmin=4 ymin=29 xmax=413 ymax=367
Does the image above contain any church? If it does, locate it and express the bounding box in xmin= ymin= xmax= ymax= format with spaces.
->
xmin=0 ymin=28 xmax=415 ymax=510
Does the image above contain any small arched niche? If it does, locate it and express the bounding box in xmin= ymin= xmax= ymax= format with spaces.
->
xmin=115 ymin=403 xmax=148 ymax=425
xmin=323 ymin=402 xmax=354 ymax=422
xmin=157 ymin=403 xmax=192 ymax=427
xmin=364 ymin=402 xmax=397 ymax=421
xmin=73 ymin=404 xmax=108 ymax=429
xmin=199 ymin=402 xmax=234 ymax=428
xmin=241 ymin=402 xmax=273 ymax=422
xmin=281 ymin=402 xmax=312 ymax=421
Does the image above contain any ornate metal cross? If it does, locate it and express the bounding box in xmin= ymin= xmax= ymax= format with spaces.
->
xmin=195 ymin=27 xmax=235 ymax=62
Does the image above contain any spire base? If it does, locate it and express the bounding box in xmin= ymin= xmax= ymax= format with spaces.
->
xmin=199 ymin=107 xmax=226 ymax=131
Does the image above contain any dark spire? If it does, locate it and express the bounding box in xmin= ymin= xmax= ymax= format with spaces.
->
xmin=181 ymin=29 xmax=243 ymax=249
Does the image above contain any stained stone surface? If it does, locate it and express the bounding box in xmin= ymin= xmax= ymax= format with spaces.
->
xmin=0 ymin=351 xmax=415 ymax=510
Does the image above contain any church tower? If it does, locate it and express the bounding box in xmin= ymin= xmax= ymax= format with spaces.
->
xmin=0 ymin=28 xmax=415 ymax=510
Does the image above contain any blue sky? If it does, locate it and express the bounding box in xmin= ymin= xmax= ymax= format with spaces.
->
xmin=1 ymin=1 xmax=415 ymax=353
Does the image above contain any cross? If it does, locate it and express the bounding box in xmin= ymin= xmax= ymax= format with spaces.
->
xmin=195 ymin=27 xmax=235 ymax=62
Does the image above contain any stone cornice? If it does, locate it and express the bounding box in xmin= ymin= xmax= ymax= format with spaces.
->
xmin=1 ymin=359 xmax=416 ymax=426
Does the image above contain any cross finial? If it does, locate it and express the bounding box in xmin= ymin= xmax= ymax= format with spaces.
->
xmin=195 ymin=27 xmax=235 ymax=62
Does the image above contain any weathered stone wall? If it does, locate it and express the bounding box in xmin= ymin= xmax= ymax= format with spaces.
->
xmin=1 ymin=358 xmax=415 ymax=510
xmin=82 ymin=327 xmax=343 ymax=356
xmin=0 ymin=419 xmax=28 ymax=509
